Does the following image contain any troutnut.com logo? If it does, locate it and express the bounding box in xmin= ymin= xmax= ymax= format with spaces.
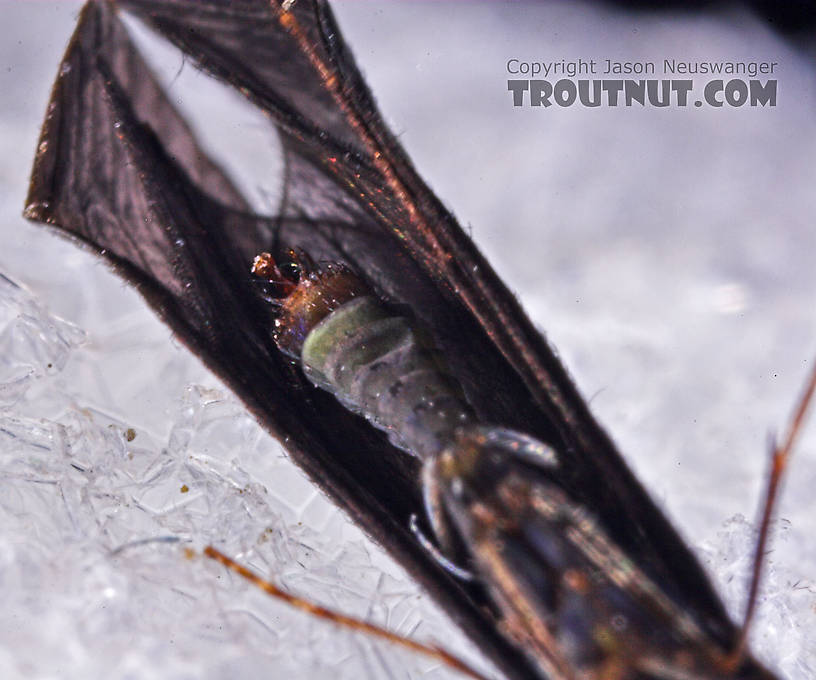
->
xmin=507 ymin=59 xmax=778 ymax=108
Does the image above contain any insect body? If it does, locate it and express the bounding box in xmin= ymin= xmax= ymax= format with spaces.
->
xmin=24 ymin=1 xmax=801 ymax=677
xmin=253 ymin=252 xmax=774 ymax=680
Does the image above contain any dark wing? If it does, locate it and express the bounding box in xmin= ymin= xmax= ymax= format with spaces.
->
xmin=110 ymin=0 xmax=739 ymax=642
xmin=24 ymin=3 xmax=539 ymax=678
xmin=24 ymin=0 xmax=761 ymax=674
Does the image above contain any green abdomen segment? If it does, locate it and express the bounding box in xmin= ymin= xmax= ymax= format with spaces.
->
xmin=301 ymin=296 xmax=473 ymax=459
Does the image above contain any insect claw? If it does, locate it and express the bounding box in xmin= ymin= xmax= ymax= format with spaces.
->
xmin=409 ymin=513 xmax=476 ymax=582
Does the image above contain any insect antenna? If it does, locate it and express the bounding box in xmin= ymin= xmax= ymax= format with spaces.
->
xmin=203 ymin=546 xmax=492 ymax=680
xmin=724 ymin=358 xmax=816 ymax=671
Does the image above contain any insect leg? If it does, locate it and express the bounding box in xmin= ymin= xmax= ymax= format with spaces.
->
xmin=203 ymin=546 xmax=491 ymax=680
xmin=251 ymin=278 xmax=288 ymax=307
xmin=410 ymin=514 xmax=475 ymax=582
xmin=723 ymin=357 xmax=816 ymax=671
xmin=478 ymin=428 xmax=559 ymax=470
xmin=406 ymin=460 xmax=476 ymax=581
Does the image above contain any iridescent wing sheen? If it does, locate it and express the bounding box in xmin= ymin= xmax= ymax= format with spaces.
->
xmin=25 ymin=0 xmax=759 ymax=676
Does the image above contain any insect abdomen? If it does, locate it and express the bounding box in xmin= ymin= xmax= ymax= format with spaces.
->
xmin=301 ymin=294 xmax=473 ymax=458
xmin=260 ymin=257 xmax=474 ymax=460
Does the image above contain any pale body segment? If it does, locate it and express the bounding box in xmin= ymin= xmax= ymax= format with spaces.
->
xmin=301 ymin=294 xmax=474 ymax=459
xmin=253 ymin=252 xmax=772 ymax=680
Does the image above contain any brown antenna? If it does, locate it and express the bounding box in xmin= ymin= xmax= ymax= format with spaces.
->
xmin=203 ymin=546 xmax=492 ymax=680
xmin=724 ymin=358 xmax=816 ymax=671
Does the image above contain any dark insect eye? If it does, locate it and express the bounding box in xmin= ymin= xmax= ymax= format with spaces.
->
xmin=280 ymin=261 xmax=302 ymax=282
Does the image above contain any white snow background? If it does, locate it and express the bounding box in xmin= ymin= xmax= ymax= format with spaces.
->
xmin=0 ymin=1 xmax=814 ymax=679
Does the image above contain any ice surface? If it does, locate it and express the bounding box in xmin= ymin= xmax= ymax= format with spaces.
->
xmin=1 ymin=1 xmax=815 ymax=679
xmin=0 ymin=273 xmax=485 ymax=680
